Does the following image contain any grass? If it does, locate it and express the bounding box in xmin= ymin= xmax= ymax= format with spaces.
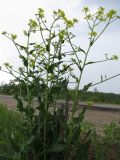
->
xmin=0 ymin=103 xmax=22 ymax=159
xmin=91 ymin=122 xmax=120 ymax=160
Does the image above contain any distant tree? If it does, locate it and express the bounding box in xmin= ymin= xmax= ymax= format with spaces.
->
xmin=94 ymin=87 xmax=99 ymax=93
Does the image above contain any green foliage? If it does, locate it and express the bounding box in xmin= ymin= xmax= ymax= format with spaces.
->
xmin=92 ymin=122 xmax=120 ymax=160
xmin=0 ymin=81 xmax=18 ymax=95
xmin=0 ymin=104 xmax=22 ymax=159
xmin=103 ymin=122 xmax=120 ymax=146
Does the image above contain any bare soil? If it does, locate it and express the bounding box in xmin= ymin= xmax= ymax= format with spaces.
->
xmin=85 ymin=109 xmax=120 ymax=134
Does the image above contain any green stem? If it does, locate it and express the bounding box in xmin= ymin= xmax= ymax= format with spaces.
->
xmin=91 ymin=73 xmax=120 ymax=87
xmin=72 ymin=18 xmax=97 ymax=117
xmin=26 ymin=30 xmax=30 ymax=108
xmin=43 ymin=17 xmax=59 ymax=160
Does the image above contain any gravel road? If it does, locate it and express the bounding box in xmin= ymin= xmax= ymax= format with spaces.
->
xmin=0 ymin=95 xmax=120 ymax=133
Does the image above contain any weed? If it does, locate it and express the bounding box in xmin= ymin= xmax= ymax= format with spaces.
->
xmin=0 ymin=6 xmax=120 ymax=160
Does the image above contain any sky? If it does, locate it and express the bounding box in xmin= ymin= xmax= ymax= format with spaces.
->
xmin=0 ymin=0 xmax=120 ymax=93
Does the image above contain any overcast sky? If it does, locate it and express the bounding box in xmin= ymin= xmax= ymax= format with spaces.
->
xmin=0 ymin=0 xmax=120 ymax=93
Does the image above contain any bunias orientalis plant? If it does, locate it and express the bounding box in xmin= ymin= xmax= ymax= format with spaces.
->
xmin=0 ymin=7 xmax=120 ymax=160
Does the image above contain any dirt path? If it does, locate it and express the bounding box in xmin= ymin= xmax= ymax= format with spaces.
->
xmin=0 ymin=95 xmax=120 ymax=132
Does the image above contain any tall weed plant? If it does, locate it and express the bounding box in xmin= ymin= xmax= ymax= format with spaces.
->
xmin=0 ymin=7 xmax=120 ymax=160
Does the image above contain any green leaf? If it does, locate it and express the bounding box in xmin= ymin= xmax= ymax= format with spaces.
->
xmin=17 ymin=98 xmax=24 ymax=112
xmin=75 ymin=138 xmax=91 ymax=160
xmin=49 ymin=144 xmax=65 ymax=153
xmin=23 ymin=30 xmax=28 ymax=36
xmin=73 ymin=108 xmax=86 ymax=125
xmin=71 ymin=58 xmax=82 ymax=71
xmin=0 ymin=141 xmax=7 ymax=144
xmin=85 ymin=61 xmax=95 ymax=65
xmin=17 ymin=44 xmax=27 ymax=50
xmin=19 ymin=55 xmax=28 ymax=67
xmin=70 ymin=73 xmax=78 ymax=82
xmin=2 ymin=31 xmax=7 ymax=35
xmin=83 ymin=82 xmax=92 ymax=91
xmin=46 ymin=43 xmax=50 ymax=52
xmin=46 ymin=61 xmax=63 ymax=73
xmin=29 ymin=49 xmax=35 ymax=54
xmin=78 ymin=47 xmax=86 ymax=53
xmin=70 ymin=126 xmax=81 ymax=144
